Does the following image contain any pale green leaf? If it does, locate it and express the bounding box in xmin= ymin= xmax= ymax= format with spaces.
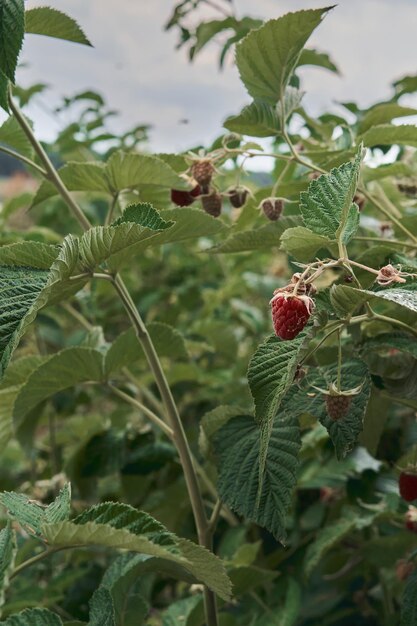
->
xmin=105 ymin=151 xmax=187 ymax=193
xmin=0 ymin=0 xmax=24 ymax=82
xmin=358 ymin=104 xmax=417 ymax=135
xmin=276 ymin=86 xmax=305 ymax=121
xmin=0 ymin=242 xmax=58 ymax=269
xmin=235 ymin=7 xmax=332 ymax=104
xmin=214 ymin=414 xmax=301 ymax=542
xmin=0 ymin=608 xmax=63 ymax=626
xmin=224 ymin=100 xmax=281 ymax=137
xmin=362 ymin=162 xmax=413 ymax=182
xmin=32 ymin=162 xmax=108 ymax=207
xmin=300 ymin=146 xmax=363 ymax=243
xmin=25 ymin=7 xmax=92 ymax=46
xmin=210 ymin=218 xmax=298 ymax=253
xmin=331 ymin=284 xmax=417 ymax=317
xmin=162 ymin=596 xmax=200 ymax=626
xmin=361 ymin=124 xmax=417 ymax=148
xmin=280 ymin=226 xmax=333 ymax=262
xmin=88 ymin=587 xmax=115 ymax=626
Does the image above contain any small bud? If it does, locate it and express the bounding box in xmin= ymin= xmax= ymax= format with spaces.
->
xmin=376 ymin=264 xmax=406 ymax=286
xmin=260 ymin=197 xmax=284 ymax=221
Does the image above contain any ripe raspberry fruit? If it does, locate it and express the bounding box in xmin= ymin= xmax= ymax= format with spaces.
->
xmin=325 ymin=395 xmax=352 ymax=421
xmin=201 ymin=191 xmax=222 ymax=217
xmin=228 ymin=186 xmax=249 ymax=209
xmin=261 ymin=198 xmax=284 ymax=221
xmin=171 ymin=185 xmax=201 ymax=207
xmin=270 ymin=293 xmax=313 ymax=340
xmin=399 ymin=470 xmax=417 ymax=502
xmin=191 ymin=160 xmax=215 ymax=188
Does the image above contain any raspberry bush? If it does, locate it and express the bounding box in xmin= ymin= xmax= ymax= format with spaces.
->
xmin=0 ymin=2 xmax=417 ymax=625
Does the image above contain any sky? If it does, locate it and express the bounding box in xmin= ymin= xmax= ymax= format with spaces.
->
xmin=14 ymin=0 xmax=417 ymax=155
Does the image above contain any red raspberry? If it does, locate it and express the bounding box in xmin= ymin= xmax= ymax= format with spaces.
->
xmin=399 ymin=471 xmax=417 ymax=502
xmin=325 ymin=395 xmax=352 ymax=421
xmin=191 ymin=160 xmax=214 ymax=188
xmin=261 ymin=198 xmax=284 ymax=221
xmin=201 ymin=191 xmax=222 ymax=217
xmin=171 ymin=185 xmax=201 ymax=207
xmin=270 ymin=294 xmax=313 ymax=340
xmin=228 ymin=186 xmax=249 ymax=208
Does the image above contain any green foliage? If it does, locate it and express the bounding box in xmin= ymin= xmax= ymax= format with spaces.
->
xmin=0 ymin=523 xmax=16 ymax=612
xmin=25 ymin=7 xmax=92 ymax=46
xmin=0 ymin=608 xmax=63 ymax=626
xmin=0 ymin=0 xmax=24 ymax=83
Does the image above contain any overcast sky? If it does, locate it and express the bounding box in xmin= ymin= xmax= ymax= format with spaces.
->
xmin=15 ymin=0 xmax=417 ymax=154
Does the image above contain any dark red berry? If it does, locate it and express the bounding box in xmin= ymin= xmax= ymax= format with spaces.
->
xmin=201 ymin=191 xmax=222 ymax=217
xmin=261 ymin=198 xmax=284 ymax=221
xmin=325 ymin=395 xmax=352 ymax=421
xmin=171 ymin=185 xmax=201 ymax=206
xmin=270 ymin=294 xmax=312 ymax=340
xmin=399 ymin=471 xmax=417 ymax=502
xmin=229 ymin=186 xmax=249 ymax=209
xmin=191 ymin=160 xmax=214 ymax=187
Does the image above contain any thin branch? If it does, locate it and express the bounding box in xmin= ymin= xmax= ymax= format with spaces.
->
xmin=0 ymin=144 xmax=47 ymax=176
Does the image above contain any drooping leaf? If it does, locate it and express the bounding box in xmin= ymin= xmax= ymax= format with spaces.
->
xmin=304 ymin=515 xmax=357 ymax=577
xmin=25 ymin=7 xmax=92 ymax=46
xmin=0 ymin=0 xmax=25 ymax=82
xmin=235 ymin=7 xmax=332 ymax=104
xmin=331 ymin=284 xmax=417 ymax=317
xmin=362 ymin=162 xmax=413 ymax=182
xmin=224 ymin=100 xmax=281 ymax=137
xmin=214 ymin=414 xmax=301 ymax=542
xmin=199 ymin=404 xmax=247 ymax=456
xmin=0 ymin=69 xmax=9 ymax=112
xmin=210 ymin=218 xmax=298 ymax=253
xmin=0 ymin=115 xmax=34 ymax=159
xmin=88 ymin=587 xmax=115 ymax=626
xmin=0 ymin=522 xmax=16 ymax=611
xmin=0 ymin=608 xmax=63 ymax=626
xmin=299 ymin=146 xmax=363 ymax=243
xmin=31 ymin=162 xmax=109 ymax=207
xmin=161 ymin=596 xmax=200 ymax=626
xmin=401 ymin=568 xmax=417 ymax=626
xmin=280 ymin=226 xmax=333 ymax=262
xmin=358 ymin=104 xmax=417 ymax=135
xmin=105 ymin=151 xmax=187 ymax=193
xmin=297 ymin=47 xmax=339 ymax=74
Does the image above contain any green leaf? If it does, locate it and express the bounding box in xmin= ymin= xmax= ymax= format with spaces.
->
xmin=25 ymin=7 xmax=92 ymax=46
xmin=401 ymin=568 xmax=417 ymax=626
xmin=199 ymin=405 xmax=247 ymax=456
xmin=0 ymin=522 xmax=16 ymax=612
xmin=0 ymin=483 xmax=71 ymax=536
xmin=276 ymin=86 xmax=304 ymax=121
xmin=105 ymin=151 xmax=187 ymax=193
xmin=280 ymin=578 xmax=302 ymax=626
xmin=358 ymin=104 xmax=417 ymax=135
xmin=0 ymin=608 xmax=63 ymax=626
xmin=43 ymin=503 xmax=232 ymax=600
xmin=0 ymin=69 xmax=9 ymax=112
xmin=88 ymin=587 xmax=115 ymax=626
xmin=362 ymin=162 xmax=413 ymax=182
xmin=297 ymin=48 xmax=339 ymax=74
xmin=331 ymin=284 xmax=417 ymax=317
xmin=235 ymin=7 xmax=332 ymax=104
xmin=210 ymin=218 xmax=298 ymax=253
xmin=280 ymin=226 xmax=333 ymax=262
xmin=360 ymin=124 xmax=417 ymax=148
xmin=105 ymin=322 xmax=188 ymax=376
xmin=300 ymin=146 xmax=363 ymax=243
xmin=13 ymin=347 xmax=105 ymax=420
xmin=0 ymin=0 xmax=25 ymax=82
xmin=224 ymin=100 xmax=281 ymax=137
xmin=0 ymin=266 xmax=50 ymax=380
xmin=31 ymin=162 xmax=108 ymax=207
xmin=304 ymin=515 xmax=357 ymax=577
xmin=214 ymin=414 xmax=301 ymax=542
xmin=0 ymin=115 xmax=34 ymax=159
xmin=162 ymin=596 xmax=200 ymax=626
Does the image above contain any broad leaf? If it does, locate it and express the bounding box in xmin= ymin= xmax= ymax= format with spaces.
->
xmin=88 ymin=587 xmax=116 ymax=626
xmin=199 ymin=404 xmax=247 ymax=455
xmin=361 ymin=124 xmax=417 ymax=148
xmin=0 ymin=69 xmax=9 ymax=112
xmin=32 ymin=162 xmax=109 ymax=207
xmin=0 ymin=115 xmax=34 ymax=159
xmin=105 ymin=151 xmax=187 ymax=193
xmin=224 ymin=100 xmax=281 ymax=137
xmin=0 ymin=608 xmax=63 ymax=626
xmin=210 ymin=218 xmax=298 ymax=253
xmin=304 ymin=515 xmax=357 ymax=577
xmin=0 ymin=522 xmax=16 ymax=611
xmin=25 ymin=7 xmax=92 ymax=46
xmin=297 ymin=48 xmax=339 ymax=74
xmin=214 ymin=414 xmax=301 ymax=542
xmin=235 ymin=7 xmax=332 ymax=104
xmin=401 ymin=568 xmax=417 ymax=626
xmin=331 ymin=284 xmax=417 ymax=317
xmin=300 ymin=146 xmax=363 ymax=243
xmin=0 ymin=483 xmax=71 ymax=536
xmin=280 ymin=226 xmax=332 ymax=262
xmin=362 ymin=162 xmax=413 ymax=182
xmin=0 ymin=0 xmax=24 ymax=82
xmin=358 ymin=104 xmax=417 ymax=135
xmin=161 ymin=596 xmax=200 ymax=626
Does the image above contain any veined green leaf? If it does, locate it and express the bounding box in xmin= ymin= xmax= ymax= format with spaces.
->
xmin=280 ymin=226 xmax=333 ymax=262
xmin=297 ymin=48 xmax=339 ymax=74
xmin=214 ymin=414 xmax=301 ymax=542
xmin=401 ymin=568 xmax=417 ymax=626
xmin=88 ymin=587 xmax=115 ymax=626
xmin=25 ymin=7 xmax=92 ymax=46
xmin=210 ymin=218 xmax=299 ymax=253
xmin=0 ymin=115 xmax=34 ymax=159
xmin=358 ymin=103 xmax=417 ymax=135
xmin=0 ymin=522 xmax=16 ymax=613
xmin=0 ymin=0 xmax=24 ymax=82
xmin=31 ymin=162 xmax=108 ymax=207
xmin=235 ymin=7 xmax=332 ymax=104
xmin=300 ymin=145 xmax=363 ymax=243
xmin=331 ymin=284 xmax=417 ymax=317
xmin=361 ymin=124 xmax=417 ymax=148
xmin=105 ymin=151 xmax=187 ymax=193
xmin=0 ymin=69 xmax=9 ymax=112
xmin=224 ymin=100 xmax=281 ymax=137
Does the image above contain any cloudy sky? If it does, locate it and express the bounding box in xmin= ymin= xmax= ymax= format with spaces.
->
xmin=15 ymin=0 xmax=417 ymax=153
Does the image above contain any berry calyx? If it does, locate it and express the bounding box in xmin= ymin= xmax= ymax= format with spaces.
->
xmin=354 ymin=193 xmax=365 ymax=212
xmin=191 ymin=159 xmax=215 ymax=188
xmin=228 ymin=186 xmax=249 ymax=208
xmin=399 ymin=470 xmax=417 ymax=502
xmin=405 ymin=507 xmax=417 ymax=533
xmin=201 ymin=191 xmax=222 ymax=217
xmin=261 ymin=197 xmax=284 ymax=221
xmin=171 ymin=185 xmax=201 ymax=207
xmin=270 ymin=292 xmax=313 ymax=340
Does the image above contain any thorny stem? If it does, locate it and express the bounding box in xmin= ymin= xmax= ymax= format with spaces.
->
xmin=11 ymin=97 xmax=220 ymax=626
